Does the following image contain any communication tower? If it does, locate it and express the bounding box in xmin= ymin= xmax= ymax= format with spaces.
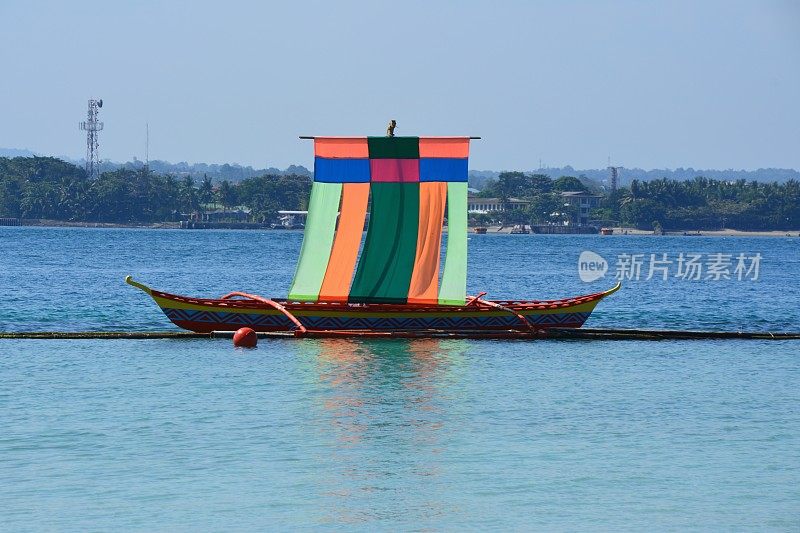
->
xmin=79 ymin=98 xmax=104 ymax=179
xmin=608 ymin=165 xmax=620 ymax=192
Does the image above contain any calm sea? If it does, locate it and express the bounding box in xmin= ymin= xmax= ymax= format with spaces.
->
xmin=1 ymin=227 xmax=799 ymax=530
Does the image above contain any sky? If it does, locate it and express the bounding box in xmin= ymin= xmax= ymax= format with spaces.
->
xmin=1 ymin=0 xmax=798 ymax=171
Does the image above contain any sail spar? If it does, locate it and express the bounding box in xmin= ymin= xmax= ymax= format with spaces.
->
xmin=288 ymin=136 xmax=470 ymax=305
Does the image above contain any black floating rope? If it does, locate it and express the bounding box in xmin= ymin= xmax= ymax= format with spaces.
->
xmin=0 ymin=332 xmax=210 ymax=340
xmin=1 ymin=329 xmax=799 ymax=341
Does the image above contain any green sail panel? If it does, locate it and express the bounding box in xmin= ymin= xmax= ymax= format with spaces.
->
xmin=287 ymin=182 xmax=342 ymax=301
xmin=367 ymin=137 xmax=420 ymax=159
xmin=349 ymin=182 xmax=420 ymax=304
xmin=438 ymin=181 xmax=468 ymax=305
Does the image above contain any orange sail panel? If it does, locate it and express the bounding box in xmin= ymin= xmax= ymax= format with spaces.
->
xmin=318 ymin=183 xmax=370 ymax=301
xmin=314 ymin=137 xmax=369 ymax=158
xmin=418 ymin=137 xmax=470 ymax=158
xmin=407 ymin=182 xmax=447 ymax=304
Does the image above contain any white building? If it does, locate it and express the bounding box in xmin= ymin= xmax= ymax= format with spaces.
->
xmin=560 ymin=191 xmax=603 ymax=225
xmin=467 ymin=197 xmax=530 ymax=214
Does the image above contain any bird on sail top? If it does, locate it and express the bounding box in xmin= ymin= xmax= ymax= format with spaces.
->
xmin=386 ymin=119 xmax=397 ymax=137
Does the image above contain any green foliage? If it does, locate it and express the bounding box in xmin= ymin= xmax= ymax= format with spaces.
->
xmin=468 ymin=212 xmax=492 ymax=226
xmin=0 ymin=156 xmax=87 ymax=219
xmin=527 ymin=193 xmax=564 ymax=224
xmin=216 ymin=180 xmax=237 ymax=209
xmin=236 ymin=174 xmax=311 ymax=222
xmin=0 ymin=156 xmax=311 ymax=224
xmin=89 ymin=168 xmax=183 ymax=222
xmin=198 ymin=175 xmax=214 ymax=205
xmin=552 ymin=175 xmax=588 ymax=192
xmin=620 ymin=198 xmax=666 ymax=229
xmin=2 ymin=156 xmax=798 ymax=231
xmin=617 ymin=177 xmax=800 ymax=230
xmin=474 ymin=171 xmax=799 ymax=230
xmin=497 ymin=208 xmax=529 ymax=225
xmin=179 ymin=176 xmax=198 ymax=212
xmin=589 ymin=207 xmax=614 ymax=222
xmin=479 ymin=172 xmax=552 ymax=199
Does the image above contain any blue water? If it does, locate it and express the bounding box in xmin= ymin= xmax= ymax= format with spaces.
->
xmin=2 ymin=227 xmax=799 ymax=530
xmin=2 ymin=227 xmax=799 ymax=332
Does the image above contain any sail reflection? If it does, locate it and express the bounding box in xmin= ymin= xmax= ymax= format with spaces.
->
xmin=306 ymin=338 xmax=468 ymax=526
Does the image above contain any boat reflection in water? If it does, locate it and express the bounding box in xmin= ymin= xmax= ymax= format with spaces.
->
xmin=294 ymin=338 xmax=469 ymax=526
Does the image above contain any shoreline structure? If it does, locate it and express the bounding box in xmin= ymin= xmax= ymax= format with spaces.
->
xmin=4 ymin=219 xmax=799 ymax=237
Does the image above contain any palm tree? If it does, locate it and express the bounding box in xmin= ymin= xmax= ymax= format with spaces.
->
xmin=198 ymin=175 xmax=214 ymax=206
xmin=179 ymin=176 xmax=198 ymax=212
xmin=216 ymin=180 xmax=236 ymax=211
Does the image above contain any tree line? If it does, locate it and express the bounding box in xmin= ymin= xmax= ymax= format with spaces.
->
xmin=606 ymin=177 xmax=800 ymax=230
xmin=472 ymin=172 xmax=800 ymax=230
xmin=0 ymin=157 xmax=310 ymax=223
xmin=100 ymin=159 xmax=311 ymax=183
xmin=2 ymin=157 xmax=798 ymax=230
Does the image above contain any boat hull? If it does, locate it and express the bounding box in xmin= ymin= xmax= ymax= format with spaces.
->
xmin=129 ymin=278 xmax=620 ymax=334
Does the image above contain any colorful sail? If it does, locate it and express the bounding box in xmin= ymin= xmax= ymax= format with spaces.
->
xmin=288 ymin=136 xmax=470 ymax=305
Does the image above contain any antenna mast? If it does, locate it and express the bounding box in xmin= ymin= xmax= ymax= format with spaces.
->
xmin=79 ymin=98 xmax=104 ymax=179
xmin=608 ymin=165 xmax=620 ymax=192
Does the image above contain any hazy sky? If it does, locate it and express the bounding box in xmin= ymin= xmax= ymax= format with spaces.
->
xmin=1 ymin=0 xmax=798 ymax=171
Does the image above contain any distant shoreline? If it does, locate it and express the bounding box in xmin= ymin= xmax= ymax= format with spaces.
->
xmin=4 ymin=219 xmax=800 ymax=237
xmin=13 ymin=219 xmax=180 ymax=229
xmin=476 ymin=225 xmax=800 ymax=237
xmin=608 ymin=227 xmax=800 ymax=238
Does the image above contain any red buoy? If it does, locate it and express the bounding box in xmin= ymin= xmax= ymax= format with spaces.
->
xmin=233 ymin=327 xmax=257 ymax=348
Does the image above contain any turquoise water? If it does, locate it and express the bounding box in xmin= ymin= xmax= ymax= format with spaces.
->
xmin=2 ymin=227 xmax=799 ymax=530
xmin=2 ymin=227 xmax=799 ymax=332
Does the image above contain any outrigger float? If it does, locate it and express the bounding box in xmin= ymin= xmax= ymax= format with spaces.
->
xmin=128 ymin=135 xmax=620 ymax=339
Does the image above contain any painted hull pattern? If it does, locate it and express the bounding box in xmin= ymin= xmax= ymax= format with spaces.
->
xmin=128 ymin=278 xmax=620 ymax=334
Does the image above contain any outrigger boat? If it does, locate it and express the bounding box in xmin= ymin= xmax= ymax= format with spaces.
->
xmin=128 ymin=135 xmax=619 ymax=338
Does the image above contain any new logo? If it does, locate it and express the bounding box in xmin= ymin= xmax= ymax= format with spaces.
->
xmin=578 ymin=251 xmax=608 ymax=282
